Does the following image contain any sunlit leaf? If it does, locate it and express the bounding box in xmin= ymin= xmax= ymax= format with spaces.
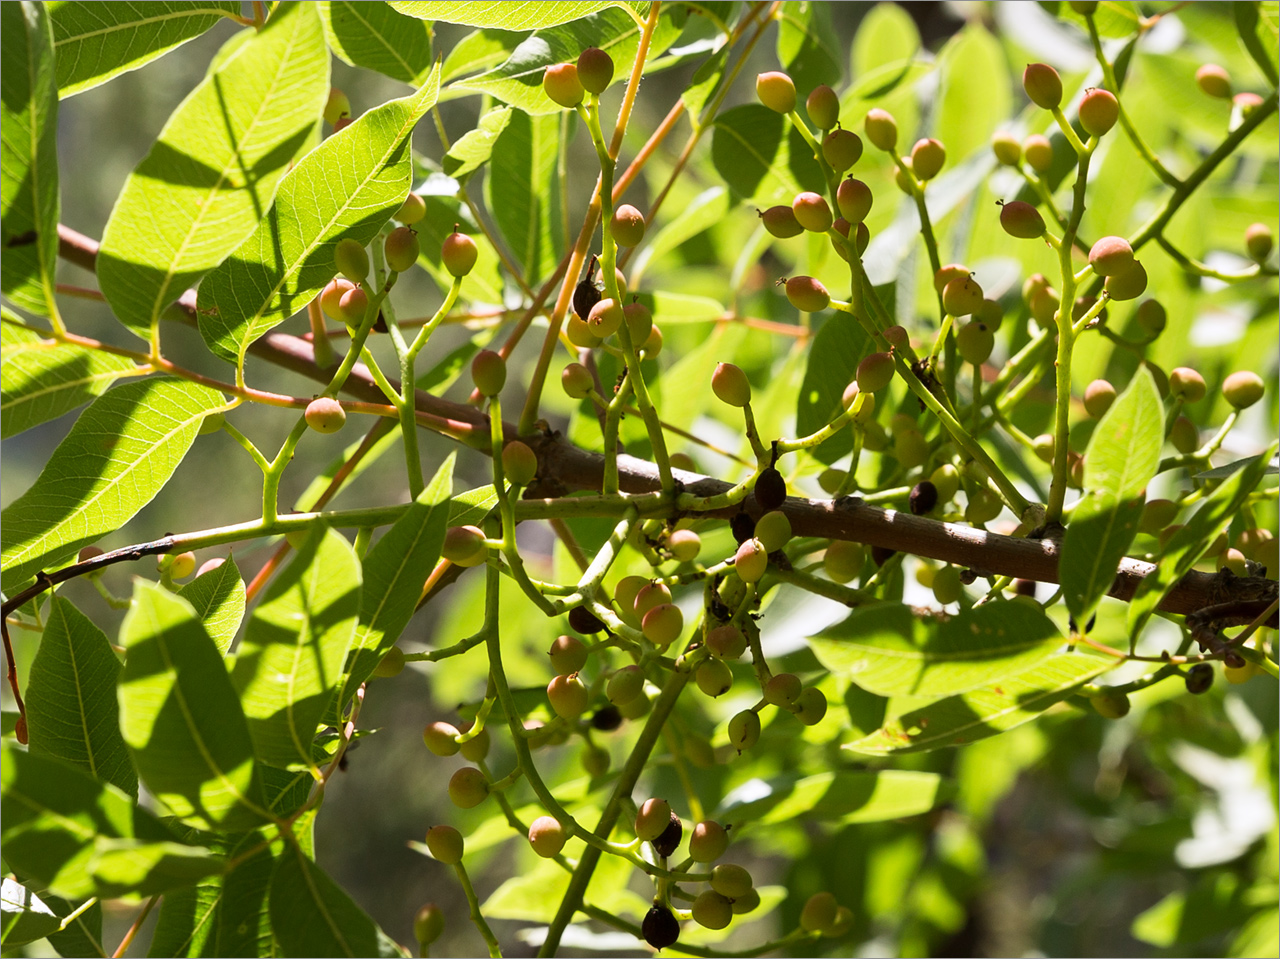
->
xmin=48 ymin=1 xmax=242 ymax=97
xmin=320 ymin=0 xmax=432 ymax=84
xmin=231 ymin=527 xmax=360 ymax=768
xmin=1 ymin=1 xmax=60 ymax=317
xmin=333 ymin=457 xmax=452 ymax=718
xmin=389 ymin=1 xmax=627 ymax=30
xmin=1 ymin=313 xmax=138 ymax=438
xmin=1 ymin=377 xmax=225 ymax=593
xmin=197 ymin=65 xmax=440 ymax=364
xmin=845 ymin=652 xmax=1115 ymax=755
xmin=26 ymin=596 xmax=137 ymax=798
xmin=177 ymin=553 xmax=246 ymax=654
xmin=119 ymin=582 xmax=266 ymax=830
xmin=99 ymin=2 xmax=328 ymax=342
xmin=811 ymin=601 xmax=1064 ymax=698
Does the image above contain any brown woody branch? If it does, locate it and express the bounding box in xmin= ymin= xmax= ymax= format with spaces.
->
xmin=49 ymin=225 xmax=1276 ymax=622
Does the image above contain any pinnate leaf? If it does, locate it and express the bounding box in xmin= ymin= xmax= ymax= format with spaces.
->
xmin=268 ymin=844 xmax=384 ymax=958
xmin=231 ymin=527 xmax=360 ymax=768
xmin=26 ymin=596 xmax=137 ymax=798
xmin=1 ymin=376 xmax=225 ymax=593
xmin=119 ymin=582 xmax=267 ymax=831
xmin=197 ymin=65 xmax=440 ymax=364
xmin=49 ymin=1 xmax=241 ymax=97
xmin=810 ymin=600 xmax=1064 ymax=698
xmin=177 ymin=554 xmax=246 ymax=654
xmin=320 ymin=0 xmax=432 ymax=84
xmin=712 ymin=103 xmax=824 ymax=203
xmin=845 ymin=652 xmax=1115 ymax=755
xmin=334 ymin=456 xmax=452 ymax=717
xmin=98 ymin=2 xmax=329 ymax=342
xmin=389 ymin=1 xmax=626 ymax=30
xmin=1 ymin=314 xmax=138 ymax=438
xmin=0 ymin=744 xmax=220 ymax=900
xmin=0 ymin=1 xmax=60 ymax=317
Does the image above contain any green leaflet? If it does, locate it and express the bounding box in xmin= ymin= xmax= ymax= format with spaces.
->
xmin=0 ymin=376 xmax=225 ymax=594
xmin=628 ymin=186 xmax=730 ymax=287
xmin=0 ymin=2 xmax=60 ymax=317
xmin=1 ymin=879 xmax=61 ymax=948
xmin=177 ymin=554 xmax=246 ymax=654
xmin=845 ymin=652 xmax=1116 ymax=755
xmin=49 ymin=1 xmax=241 ymax=97
xmin=1059 ymin=367 xmax=1163 ymax=623
xmin=810 ymin=601 xmax=1064 ymax=698
xmin=231 ymin=527 xmax=360 ymax=769
xmin=795 ymin=313 xmax=874 ymax=464
xmin=144 ymin=874 xmax=221 ymax=957
xmin=320 ymin=0 xmax=432 ymax=84
xmin=776 ymin=1 xmax=840 ymax=97
xmin=0 ymin=744 xmax=221 ymax=900
xmin=934 ymin=25 xmax=1011 ymax=166
xmin=389 ymin=1 xmax=625 ymax=30
xmin=98 ymin=2 xmax=328 ymax=342
xmin=1060 ymin=492 xmax=1144 ymax=625
xmin=119 ymin=582 xmax=267 ymax=831
xmin=1126 ymin=446 xmax=1278 ymax=641
xmin=25 ymin=596 xmax=138 ymax=798
xmin=454 ymin=6 xmax=681 ymax=115
xmin=443 ymin=105 xmax=513 ymax=181
xmin=268 ymin=844 xmax=384 ymax=958
xmin=1083 ymin=366 xmax=1163 ymax=500
xmin=719 ymin=769 xmax=948 ymax=826
xmin=333 ymin=456 xmax=453 ymax=718
xmin=197 ymin=65 xmax=441 ymax=365
xmin=485 ymin=109 xmax=563 ymax=286
xmin=711 ymin=103 xmax=825 ymax=203
xmin=1 ymin=314 xmax=138 ymax=437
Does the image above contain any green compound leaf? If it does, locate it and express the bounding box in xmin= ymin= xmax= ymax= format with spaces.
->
xmin=1060 ymin=369 xmax=1162 ymax=624
xmin=197 ymin=65 xmax=440 ymax=365
xmin=810 ymin=601 xmax=1064 ymax=698
xmin=1 ymin=2 xmax=60 ymax=318
xmin=443 ymin=105 xmax=512 ymax=181
xmin=98 ymin=2 xmax=328 ymax=343
xmin=1127 ymin=446 xmax=1277 ymax=641
xmin=231 ymin=527 xmax=360 ymax=769
xmin=711 ymin=103 xmax=825 ymax=204
xmin=25 ymin=596 xmax=138 ymax=799
xmin=119 ymin=582 xmax=267 ymax=831
xmin=0 ymin=376 xmax=225 ymax=594
xmin=1083 ymin=366 xmax=1163 ymax=500
xmin=795 ymin=313 xmax=874 ymax=464
xmin=389 ymin=1 xmax=626 ymax=30
xmin=720 ymin=769 xmax=948 ymax=826
xmin=485 ymin=109 xmax=563 ymax=286
xmin=0 ymin=744 xmax=221 ymax=900
xmin=177 ymin=554 xmax=246 ymax=655
xmin=845 ymin=652 xmax=1115 ymax=755
xmin=320 ymin=0 xmax=432 ymax=84
xmin=776 ymin=1 xmax=840 ymax=98
xmin=333 ymin=456 xmax=452 ymax=718
xmin=454 ymin=6 xmax=679 ymax=115
xmin=1 ymin=314 xmax=139 ymax=438
xmin=268 ymin=843 xmax=383 ymax=958
xmin=1060 ymin=492 xmax=1144 ymax=626
xmin=1 ymin=879 xmax=61 ymax=948
xmin=48 ymin=1 xmax=241 ymax=97
xmin=142 ymin=873 xmax=221 ymax=957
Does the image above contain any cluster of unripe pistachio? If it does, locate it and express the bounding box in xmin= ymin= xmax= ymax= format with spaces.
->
xmin=301 ymin=196 xmax=479 ymax=436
